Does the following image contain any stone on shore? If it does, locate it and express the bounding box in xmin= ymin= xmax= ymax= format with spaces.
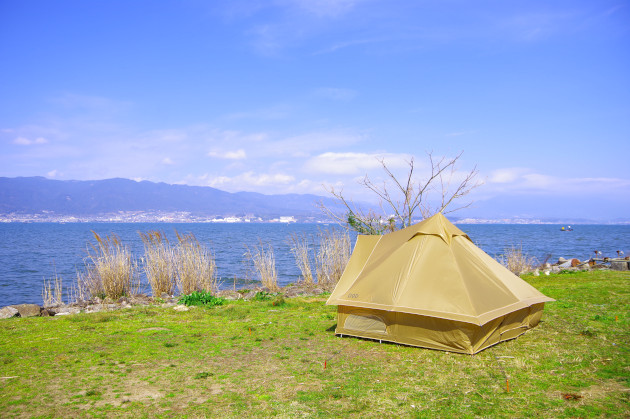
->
xmin=0 ymin=306 xmax=19 ymax=319
xmin=610 ymin=261 xmax=629 ymax=271
xmin=10 ymin=304 xmax=42 ymax=318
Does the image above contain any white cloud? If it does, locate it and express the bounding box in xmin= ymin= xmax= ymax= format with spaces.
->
xmin=484 ymin=167 xmax=630 ymax=196
xmin=489 ymin=168 xmax=530 ymax=184
xmin=13 ymin=136 xmax=48 ymax=146
xmin=47 ymin=170 xmax=59 ymax=178
xmin=189 ymin=171 xmax=297 ymax=193
xmin=162 ymin=157 xmax=175 ymax=165
xmin=304 ymin=152 xmax=410 ymax=175
xmin=208 ymin=149 xmax=247 ymax=160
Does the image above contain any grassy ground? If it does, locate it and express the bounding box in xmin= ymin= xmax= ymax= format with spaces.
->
xmin=1 ymin=270 xmax=628 ymax=418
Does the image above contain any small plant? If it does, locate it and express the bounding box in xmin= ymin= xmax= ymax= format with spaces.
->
xmin=252 ymin=291 xmax=273 ymax=301
xmin=289 ymin=233 xmax=314 ymax=284
xmin=175 ymin=231 xmax=219 ymax=295
xmin=178 ymin=291 xmax=225 ymax=307
xmin=194 ymin=372 xmax=214 ymax=379
xmin=315 ymin=229 xmax=351 ymax=288
xmin=139 ymin=230 xmax=177 ymax=297
xmin=76 ymin=232 xmax=138 ymax=301
xmin=246 ymin=241 xmax=279 ymax=292
xmin=42 ymin=270 xmax=64 ymax=307
xmin=271 ymin=295 xmax=286 ymax=306
xmin=499 ymin=245 xmax=538 ymax=276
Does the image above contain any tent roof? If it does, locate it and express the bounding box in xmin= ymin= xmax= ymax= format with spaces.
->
xmin=327 ymin=213 xmax=554 ymax=326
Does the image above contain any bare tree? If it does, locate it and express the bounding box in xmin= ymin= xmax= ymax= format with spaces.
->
xmin=321 ymin=151 xmax=482 ymax=234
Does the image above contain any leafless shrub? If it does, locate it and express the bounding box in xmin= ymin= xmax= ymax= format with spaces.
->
xmin=174 ymin=231 xmax=218 ymax=295
xmin=139 ymin=231 xmax=177 ymax=297
xmin=42 ymin=271 xmax=63 ymax=307
xmin=500 ymin=245 xmax=538 ymax=276
xmin=315 ymin=229 xmax=351 ymax=288
xmin=77 ymin=232 xmax=138 ymax=300
xmin=321 ymin=151 xmax=483 ymax=234
xmin=289 ymin=233 xmax=314 ymax=285
xmin=246 ymin=241 xmax=279 ymax=291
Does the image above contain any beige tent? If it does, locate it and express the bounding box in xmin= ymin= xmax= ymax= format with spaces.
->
xmin=327 ymin=213 xmax=554 ymax=354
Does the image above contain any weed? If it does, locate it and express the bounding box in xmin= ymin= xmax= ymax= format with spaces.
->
xmin=76 ymin=232 xmax=138 ymax=301
xmin=194 ymin=372 xmax=214 ymax=379
xmin=315 ymin=229 xmax=350 ymax=288
xmin=289 ymin=233 xmax=314 ymax=284
xmin=246 ymin=241 xmax=279 ymax=291
xmin=139 ymin=231 xmax=177 ymax=297
xmin=499 ymin=245 xmax=538 ymax=275
xmin=175 ymin=231 xmax=219 ymax=295
xmin=252 ymin=291 xmax=272 ymax=301
xmin=42 ymin=269 xmax=64 ymax=307
xmin=178 ymin=291 xmax=225 ymax=307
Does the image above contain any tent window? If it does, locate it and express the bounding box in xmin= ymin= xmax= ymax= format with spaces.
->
xmin=344 ymin=314 xmax=387 ymax=334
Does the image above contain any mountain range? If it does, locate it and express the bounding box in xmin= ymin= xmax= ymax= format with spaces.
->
xmin=0 ymin=177 xmax=345 ymax=220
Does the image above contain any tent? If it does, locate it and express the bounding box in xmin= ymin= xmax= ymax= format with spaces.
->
xmin=326 ymin=213 xmax=554 ymax=354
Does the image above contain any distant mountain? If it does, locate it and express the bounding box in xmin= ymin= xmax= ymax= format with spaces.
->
xmin=0 ymin=177 xmax=345 ymax=219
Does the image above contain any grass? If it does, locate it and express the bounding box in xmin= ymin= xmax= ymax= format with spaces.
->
xmin=75 ymin=232 xmax=139 ymax=301
xmin=1 ymin=270 xmax=628 ymax=417
xmin=500 ymin=244 xmax=539 ymax=275
xmin=247 ymin=241 xmax=279 ymax=292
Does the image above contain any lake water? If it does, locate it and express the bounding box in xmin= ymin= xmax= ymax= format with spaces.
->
xmin=0 ymin=222 xmax=628 ymax=307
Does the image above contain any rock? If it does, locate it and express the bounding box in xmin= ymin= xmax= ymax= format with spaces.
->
xmin=117 ymin=297 xmax=128 ymax=304
xmin=55 ymin=307 xmax=81 ymax=315
xmin=173 ymin=305 xmax=189 ymax=312
xmin=220 ymin=291 xmax=242 ymax=301
xmin=41 ymin=309 xmax=52 ymax=317
xmin=0 ymin=306 xmax=19 ymax=319
xmin=570 ymin=259 xmax=581 ymax=267
xmin=610 ymin=261 xmax=629 ymax=271
xmin=533 ymin=269 xmax=540 ymax=276
xmin=558 ymin=257 xmax=568 ymax=264
xmin=10 ymin=304 xmax=42 ymax=318
xmin=311 ymin=288 xmax=324 ymax=295
xmin=160 ymin=292 xmax=171 ymax=299
xmin=242 ymin=291 xmax=256 ymax=301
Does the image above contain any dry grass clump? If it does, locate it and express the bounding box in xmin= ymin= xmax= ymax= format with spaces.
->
xmin=247 ymin=241 xmax=279 ymax=291
xmin=76 ymin=232 xmax=138 ymax=300
xmin=42 ymin=271 xmax=63 ymax=306
xmin=174 ymin=231 xmax=219 ymax=295
xmin=315 ymin=229 xmax=351 ymax=287
xmin=289 ymin=233 xmax=314 ymax=285
xmin=139 ymin=231 xmax=177 ymax=296
xmin=500 ymin=245 xmax=538 ymax=276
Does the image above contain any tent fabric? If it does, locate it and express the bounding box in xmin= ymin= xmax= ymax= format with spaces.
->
xmin=326 ymin=213 xmax=554 ymax=354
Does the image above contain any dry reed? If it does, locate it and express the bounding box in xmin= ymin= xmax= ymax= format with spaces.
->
xmin=289 ymin=233 xmax=314 ymax=285
xmin=315 ymin=229 xmax=351 ymax=287
xmin=76 ymin=231 xmax=138 ymax=300
xmin=246 ymin=241 xmax=279 ymax=291
xmin=42 ymin=271 xmax=63 ymax=307
xmin=174 ymin=231 xmax=218 ymax=295
xmin=500 ymin=245 xmax=538 ymax=276
xmin=139 ymin=230 xmax=177 ymax=296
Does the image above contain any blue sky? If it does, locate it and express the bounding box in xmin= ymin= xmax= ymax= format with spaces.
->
xmin=1 ymin=0 xmax=629 ymax=220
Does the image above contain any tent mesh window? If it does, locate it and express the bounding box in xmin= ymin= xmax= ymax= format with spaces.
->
xmin=344 ymin=313 xmax=387 ymax=334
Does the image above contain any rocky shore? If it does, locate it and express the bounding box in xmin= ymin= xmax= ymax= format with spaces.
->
xmin=532 ymin=256 xmax=629 ymax=276
xmin=2 ymin=256 xmax=628 ymax=320
xmin=0 ymin=283 xmax=330 ymax=320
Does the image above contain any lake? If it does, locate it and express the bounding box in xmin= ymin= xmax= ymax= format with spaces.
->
xmin=0 ymin=222 xmax=628 ymax=307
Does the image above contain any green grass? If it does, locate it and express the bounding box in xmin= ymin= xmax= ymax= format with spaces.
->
xmin=0 ymin=270 xmax=628 ymax=417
